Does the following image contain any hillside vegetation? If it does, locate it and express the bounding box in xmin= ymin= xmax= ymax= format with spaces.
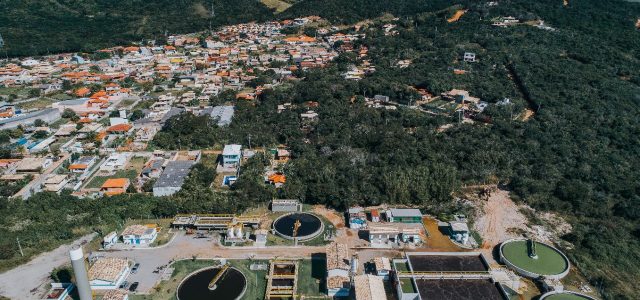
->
xmin=0 ymin=0 xmax=274 ymax=56
xmin=1 ymin=0 xmax=640 ymax=299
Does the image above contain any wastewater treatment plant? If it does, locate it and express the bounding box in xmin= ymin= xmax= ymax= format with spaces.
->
xmin=499 ymin=238 xmax=570 ymax=279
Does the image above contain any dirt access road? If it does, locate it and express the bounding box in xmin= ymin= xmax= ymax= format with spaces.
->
xmin=0 ymin=233 xmax=96 ymax=300
xmin=473 ymin=188 xmax=528 ymax=263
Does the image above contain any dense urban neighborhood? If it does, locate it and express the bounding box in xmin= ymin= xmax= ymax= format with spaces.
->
xmin=1 ymin=0 xmax=640 ymax=300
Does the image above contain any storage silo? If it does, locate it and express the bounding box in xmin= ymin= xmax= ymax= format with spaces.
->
xmin=69 ymin=245 xmax=92 ymax=300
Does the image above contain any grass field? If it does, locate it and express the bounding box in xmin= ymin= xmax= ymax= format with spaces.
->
xmin=129 ymin=259 xmax=268 ymax=300
xmin=501 ymin=240 xmax=568 ymax=275
xmin=17 ymin=97 xmax=58 ymax=110
xmin=0 ymin=87 xmax=30 ymax=99
xmin=117 ymin=98 xmax=136 ymax=108
xmin=86 ymin=169 xmax=138 ymax=189
xmin=296 ymin=258 xmax=327 ymax=297
xmin=260 ymin=0 xmax=292 ymax=13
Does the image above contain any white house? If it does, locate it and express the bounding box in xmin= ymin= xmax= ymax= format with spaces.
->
xmin=43 ymin=174 xmax=69 ymax=193
xmin=99 ymin=153 xmax=129 ymax=173
xmin=121 ymin=224 xmax=158 ymax=245
xmin=222 ymin=144 xmax=242 ymax=168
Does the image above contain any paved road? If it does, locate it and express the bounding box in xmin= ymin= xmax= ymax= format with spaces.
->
xmin=0 ymin=233 xmax=96 ymax=299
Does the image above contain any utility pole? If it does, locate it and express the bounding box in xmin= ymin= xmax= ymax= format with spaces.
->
xmin=247 ymin=134 xmax=252 ymax=149
xmin=0 ymin=33 xmax=7 ymax=61
xmin=211 ymin=1 xmax=215 ymax=17
xmin=16 ymin=237 xmax=24 ymax=257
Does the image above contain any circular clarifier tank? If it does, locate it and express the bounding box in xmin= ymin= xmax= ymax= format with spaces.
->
xmin=273 ymin=212 xmax=324 ymax=241
xmin=499 ymin=239 xmax=570 ymax=279
xmin=540 ymin=291 xmax=597 ymax=300
xmin=176 ymin=267 xmax=246 ymax=300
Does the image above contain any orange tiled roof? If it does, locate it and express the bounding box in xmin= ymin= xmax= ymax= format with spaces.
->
xmin=69 ymin=164 xmax=88 ymax=170
xmin=75 ymin=87 xmax=91 ymax=97
xmin=90 ymin=91 xmax=107 ymax=99
xmin=96 ymin=131 xmax=107 ymax=141
xmin=268 ymin=173 xmax=286 ymax=184
xmin=284 ymin=35 xmax=316 ymax=43
xmin=101 ymin=178 xmax=129 ymax=189
xmin=106 ymin=124 xmax=132 ymax=133
xmin=123 ymin=46 xmax=140 ymax=52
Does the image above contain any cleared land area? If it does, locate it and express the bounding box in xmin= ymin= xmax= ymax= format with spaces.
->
xmin=261 ymin=0 xmax=293 ymax=13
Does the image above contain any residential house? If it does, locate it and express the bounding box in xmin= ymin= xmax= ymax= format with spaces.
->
xmin=15 ymin=157 xmax=52 ymax=174
xmin=68 ymin=156 xmax=97 ymax=175
xmin=463 ymin=52 xmax=476 ymax=62
xmin=43 ymin=174 xmax=69 ymax=193
xmin=222 ymin=144 xmax=242 ymax=168
xmin=106 ymin=123 xmax=133 ymax=135
xmin=100 ymin=178 xmax=130 ymax=196
xmin=99 ymin=153 xmax=129 ymax=173
xmin=140 ymin=158 xmax=164 ymax=179
xmin=266 ymin=172 xmax=286 ymax=188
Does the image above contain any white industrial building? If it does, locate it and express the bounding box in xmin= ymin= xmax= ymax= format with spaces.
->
xmin=153 ymin=160 xmax=195 ymax=196
xmin=88 ymin=257 xmax=130 ymax=290
xmin=326 ymin=243 xmax=351 ymax=297
xmin=121 ymin=224 xmax=158 ymax=245
xmin=354 ymin=274 xmax=387 ymax=300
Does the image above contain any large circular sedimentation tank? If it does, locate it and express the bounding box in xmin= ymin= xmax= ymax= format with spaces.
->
xmin=499 ymin=239 xmax=570 ymax=280
xmin=540 ymin=291 xmax=597 ymax=300
xmin=176 ymin=267 xmax=247 ymax=300
xmin=273 ymin=212 xmax=324 ymax=241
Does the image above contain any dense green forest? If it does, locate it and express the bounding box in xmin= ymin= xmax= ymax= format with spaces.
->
xmin=151 ymin=1 xmax=640 ymax=298
xmin=0 ymin=0 xmax=274 ymax=56
xmin=2 ymin=0 xmax=640 ymax=299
